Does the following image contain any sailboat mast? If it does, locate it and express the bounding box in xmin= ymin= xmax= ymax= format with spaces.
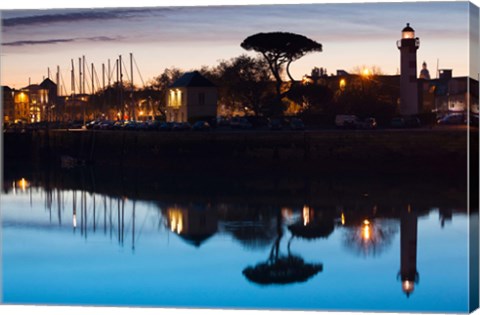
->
xmin=130 ymin=53 xmax=135 ymax=121
xmin=71 ymin=59 xmax=76 ymax=121
xmin=119 ymin=55 xmax=124 ymax=120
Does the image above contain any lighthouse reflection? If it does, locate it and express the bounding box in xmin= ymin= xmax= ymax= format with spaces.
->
xmin=398 ymin=206 xmax=419 ymax=297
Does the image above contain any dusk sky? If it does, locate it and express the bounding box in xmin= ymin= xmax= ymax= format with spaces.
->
xmin=0 ymin=1 xmax=477 ymax=91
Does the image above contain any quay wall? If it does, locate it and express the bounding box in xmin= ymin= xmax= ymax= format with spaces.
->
xmin=3 ymin=129 xmax=476 ymax=176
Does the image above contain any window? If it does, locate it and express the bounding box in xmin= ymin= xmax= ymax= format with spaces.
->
xmin=169 ymin=89 xmax=182 ymax=107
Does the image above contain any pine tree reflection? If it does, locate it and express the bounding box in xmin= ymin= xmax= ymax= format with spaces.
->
xmin=219 ymin=205 xmax=278 ymax=250
xmin=243 ymin=211 xmax=323 ymax=285
xmin=287 ymin=205 xmax=335 ymax=240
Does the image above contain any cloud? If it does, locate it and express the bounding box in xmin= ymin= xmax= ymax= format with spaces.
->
xmin=1 ymin=8 xmax=162 ymax=28
xmin=2 ymin=36 xmax=117 ymax=46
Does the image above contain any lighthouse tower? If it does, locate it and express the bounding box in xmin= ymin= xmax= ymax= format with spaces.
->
xmin=397 ymin=23 xmax=420 ymax=116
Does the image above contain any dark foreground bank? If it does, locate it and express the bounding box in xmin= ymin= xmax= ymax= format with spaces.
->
xmin=4 ymin=128 xmax=477 ymax=175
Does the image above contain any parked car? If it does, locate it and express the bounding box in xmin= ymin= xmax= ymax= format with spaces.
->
xmin=145 ymin=120 xmax=162 ymax=131
xmin=123 ymin=121 xmax=138 ymax=130
xmin=469 ymin=114 xmax=479 ymax=127
xmin=112 ymin=120 xmax=126 ymax=130
xmin=230 ymin=117 xmax=253 ymax=129
xmin=159 ymin=122 xmax=174 ymax=131
xmin=437 ymin=113 xmax=465 ymax=125
xmin=335 ymin=115 xmax=358 ymax=128
xmin=216 ymin=117 xmax=230 ymax=127
xmin=356 ymin=117 xmax=377 ymax=129
xmin=98 ymin=120 xmax=115 ymax=130
xmin=85 ymin=120 xmax=100 ymax=130
xmin=245 ymin=116 xmax=269 ymax=128
xmin=391 ymin=116 xmax=421 ymax=128
xmin=289 ymin=118 xmax=305 ymax=130
xmin=192 ymin=121 xmax=211 ymax=131
xmin=172 ymin=122 xmax=191 ymax=131
xmin=268 ymin=118 xmax=283 ymax=130
xmin=135 ymin=121 xmax=150 ymax=131
xmin=68 ymin=120 xmax=84 ymax=129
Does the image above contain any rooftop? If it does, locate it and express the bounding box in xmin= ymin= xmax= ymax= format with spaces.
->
xmin=170 ymin=71 xmax=215 ymax=88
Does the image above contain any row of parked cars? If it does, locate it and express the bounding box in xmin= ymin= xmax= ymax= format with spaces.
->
xmin=224 ymin=116 xmax=305 ymax=130
xmin=85 ymin=120 xmax=212 ymax=131
xmin=84 ymin=116 xmax=306 ymax=132
xmin=334 ymin=112 xmax=480 ymax=129
xmin=436 ymin=113 xmax=479 ymax=126
xmin=335 ymin=115 xmax=378 ymax=129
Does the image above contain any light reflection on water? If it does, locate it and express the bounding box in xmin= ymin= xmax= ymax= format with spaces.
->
xmin=1 ymin=177 xmax=471 ymax=312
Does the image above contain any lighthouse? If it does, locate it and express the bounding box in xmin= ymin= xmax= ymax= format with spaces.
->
xmin=397 ymin=23 xmax=420 ymax=116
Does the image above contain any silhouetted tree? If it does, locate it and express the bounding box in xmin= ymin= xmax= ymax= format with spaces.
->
xmin=147 ymin=68 xmax=182 ymax=116
xmin=200 ymin=55 xmax=274 ymax=116
xmin=334 ymin=74 xmax=397 ymax=125
xmin=286 ymin=83 xmax=333 ymax=114
xmin=94 ymin=81 xmax=136 ymax=119
xmin=241 ymin=32 xmax=322 ymax=115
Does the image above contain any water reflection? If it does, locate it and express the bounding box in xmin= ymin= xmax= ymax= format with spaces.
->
xmin=288 ymin=205 xmax=335 ymax=240
xmin=220 ymin=205 xmax=278 ymax=250
xmin=1 ymin=168 xmax=472 ymax=309
xmin=342 ymin=218 xmax=398 ymax=257
xmin=398 ymin=207 xmax=419 ymax=297
xmin=163 ymin=204 xmax=218 ymax=247
xmin=243 ymin=211 xmax=323 ymax=285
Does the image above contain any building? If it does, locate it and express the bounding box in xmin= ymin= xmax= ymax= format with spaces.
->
xmin=419 ymin=62 xmax=431 ymax=80
xmin=2 ymin=86 xmax=15 ymax=123
xmin=427 ymin=70 xmax=479 ymax=114
xmin=2 ymin=78 xmax=58 ymax=123
xmin=165 ymin=71 xmax=217 ymax=123
xmin=302 ymin=64 xmax=478 ymax=117
xmin=39 ymin=78 xmax=59 ymax=121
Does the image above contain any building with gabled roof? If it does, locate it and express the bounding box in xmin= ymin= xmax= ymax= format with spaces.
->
xmin=165 ymin=71 xmax=217 ymax=123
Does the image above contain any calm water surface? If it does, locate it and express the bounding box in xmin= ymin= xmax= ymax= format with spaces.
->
xmin=1 ymin=171 xmax=472 ymax=313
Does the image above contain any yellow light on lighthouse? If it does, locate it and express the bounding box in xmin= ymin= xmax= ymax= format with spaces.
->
xmin=402 ymin=23 xmax=415 ymax=39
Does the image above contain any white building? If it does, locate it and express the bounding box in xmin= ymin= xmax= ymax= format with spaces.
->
xmin=165 ymin=71 xmax=217 ymax=123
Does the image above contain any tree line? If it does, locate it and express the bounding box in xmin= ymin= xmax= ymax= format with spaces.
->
xmin=90 ymin=32 xmax=397 ymax=124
